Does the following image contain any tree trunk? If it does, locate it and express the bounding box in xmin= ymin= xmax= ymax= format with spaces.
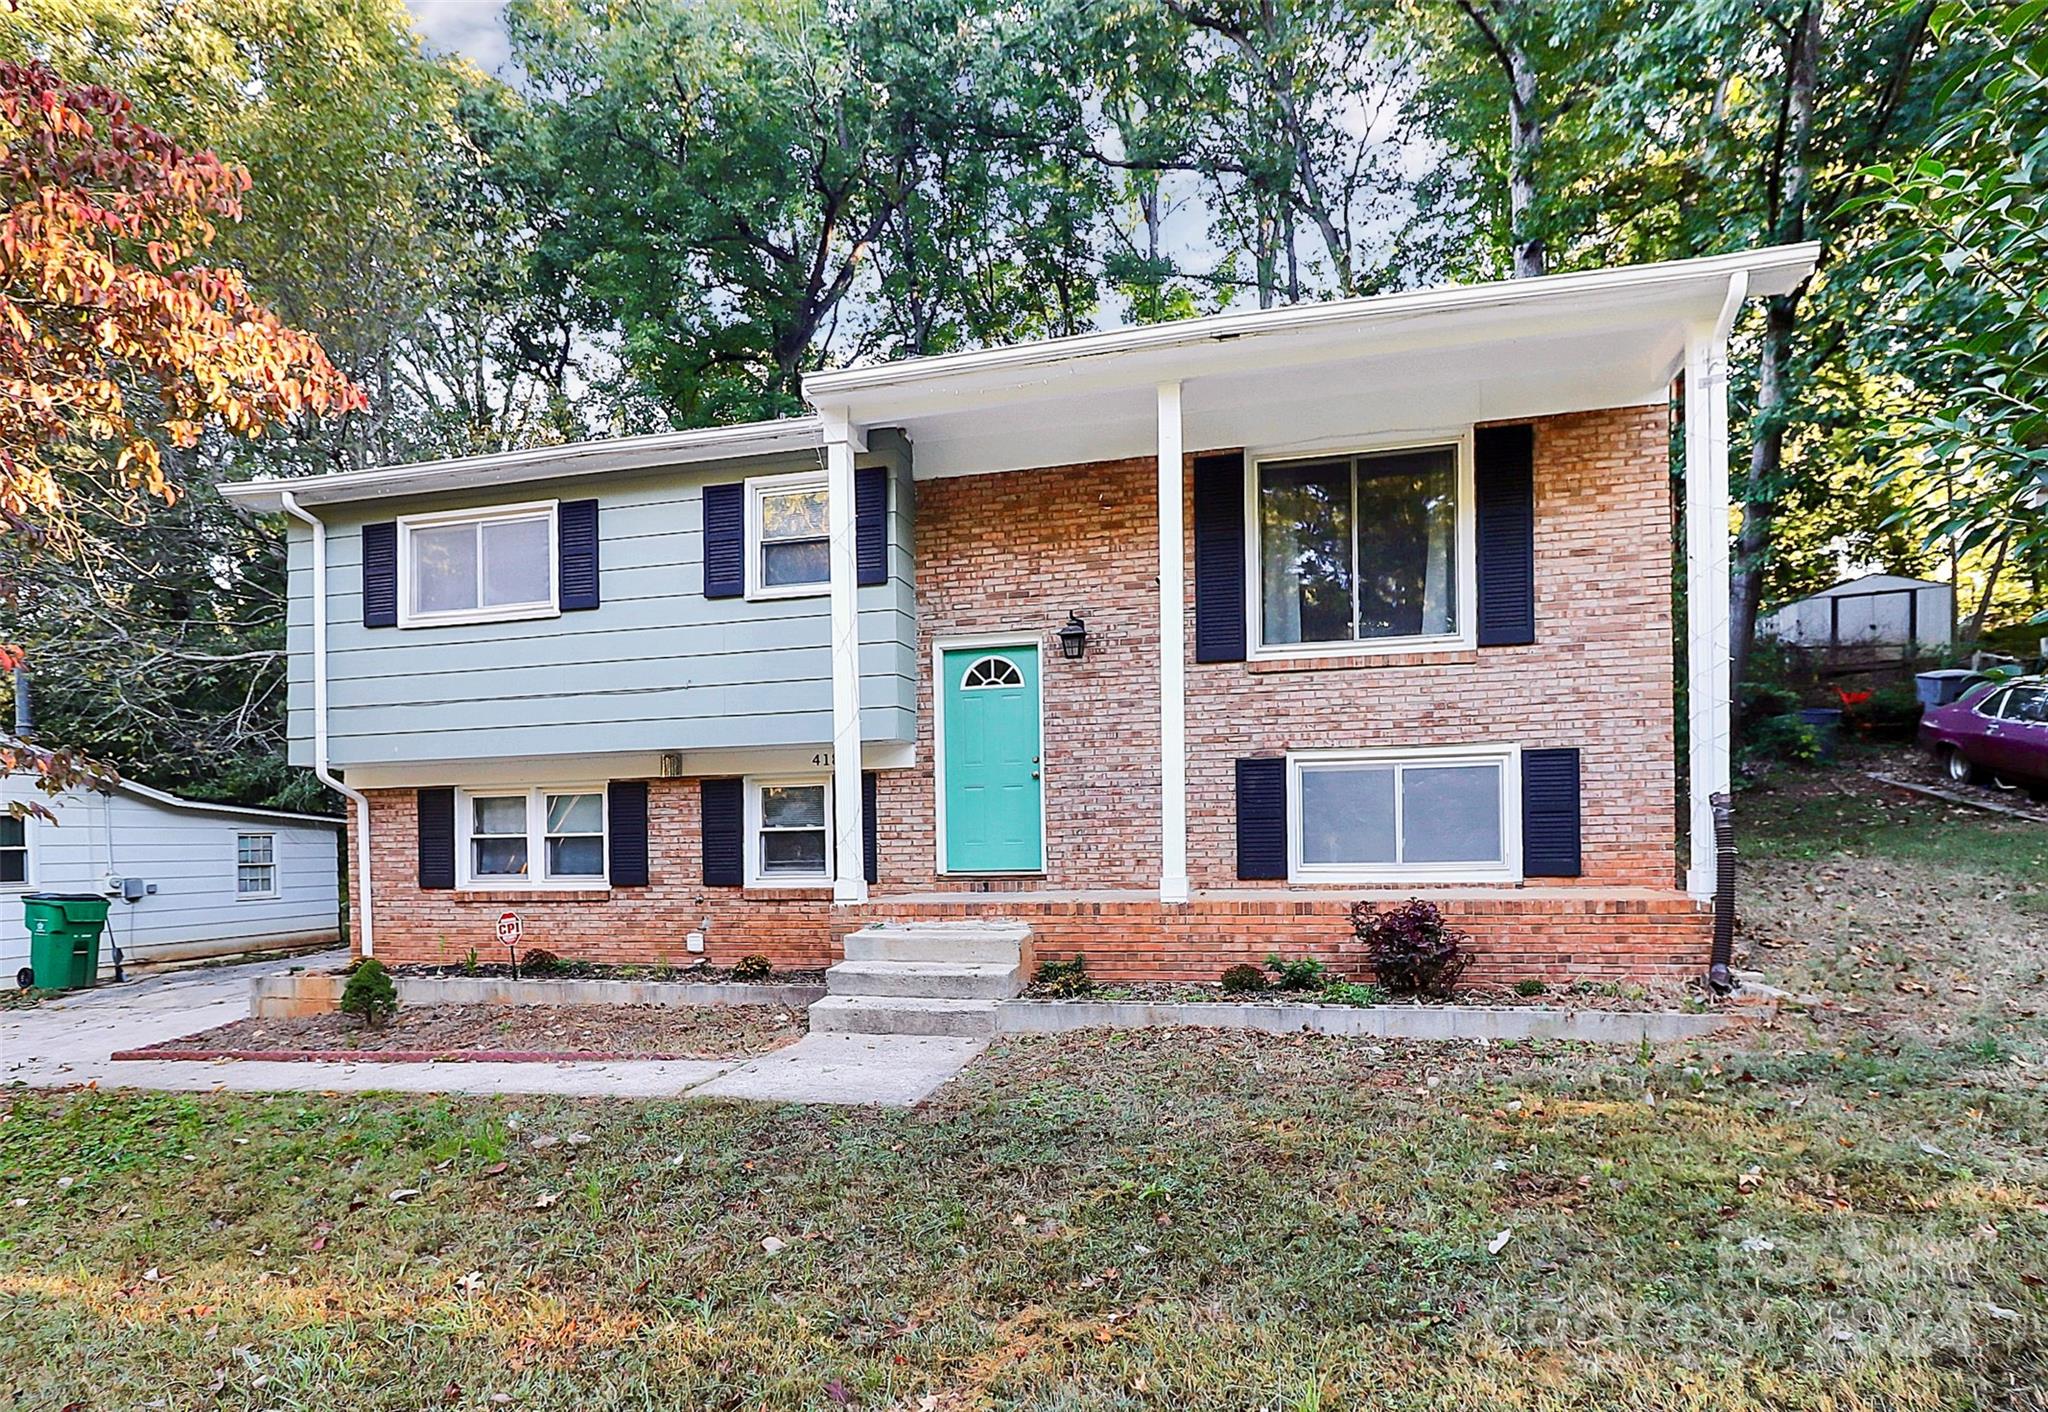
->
xmin=1730 ymin=296 xmax=1797 ymax=695
xmin=1964 ymin=524 xmax=2013 ymax=643
xmin=1506 ymin=46 xmax=1544 ymax=278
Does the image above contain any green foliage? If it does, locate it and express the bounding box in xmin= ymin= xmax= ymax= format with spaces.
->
xmin=338 ymin=958 xmax=397 ymax=1028
xmin=1740 ymin=681 xmax=1803 ymax=721
xmin=520 ymin=949 xmax=563 ymax=978
xmin=1515 ymin=978 xmax=1548 ymax=997
xmin=1744 ymin=714 xmax=1825 ymax=765
xmin=1032 ymin=956 xmax=1093 ymax=998
xmin=731 ymin=955 xmax=774 ymax=983
xmin=460 ymin=949 xmax=479 ymax=977
xmin=1264 ymin=953 xmax=1329 ymax=991
xmin=1219 ymin=963 xmax=1269 ymax=994
xmin=1319 ymin=980 xmax=1388 ymax=1007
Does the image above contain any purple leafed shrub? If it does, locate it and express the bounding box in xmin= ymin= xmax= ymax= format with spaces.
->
xmin=1349 ymin=898 xmax=1472 ymax=999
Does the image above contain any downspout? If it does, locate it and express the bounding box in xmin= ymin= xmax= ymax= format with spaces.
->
xmin=1704 ymin=269 xmax=1746 ymax=995
xmin=279 ymin=490 xmax=374 ymax=958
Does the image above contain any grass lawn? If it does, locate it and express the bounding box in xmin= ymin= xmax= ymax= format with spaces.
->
xmin=4 ymin=770 xmax=2044 ymax=1410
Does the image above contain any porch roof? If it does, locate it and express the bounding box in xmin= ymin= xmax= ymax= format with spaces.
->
xmin=807 ymin=244 xmax=1819 ymax=479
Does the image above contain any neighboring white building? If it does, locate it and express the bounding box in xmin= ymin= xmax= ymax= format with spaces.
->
xmin=2 ymin=775 xmax=341 ymax=985
xmin=1758 ymin=574 xmax=1953 ymax=650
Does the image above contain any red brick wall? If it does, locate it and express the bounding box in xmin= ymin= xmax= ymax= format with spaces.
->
xmin=353 ymin=403 xmax=1707 ymax=978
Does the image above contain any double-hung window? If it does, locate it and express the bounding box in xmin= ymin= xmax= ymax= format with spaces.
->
xmin=0 ymin=815 xmax=28 ymax=888
xmin=460 ymin=788 xmax=607 ymax=887
xmin=747 ymin=472 xmax=830 ymax=598
xmin=1288 ymin=745 xmax=1520 ymax=883
xmin=1253 ymin=441 xmax=1470 ymax=653
xmin=744 ymin=777 xmax=832 ymax=886
xmin=399 ymin=501 xmax=558 ymax=627
xmin=235 ymin=832 xmax=277 ymax=898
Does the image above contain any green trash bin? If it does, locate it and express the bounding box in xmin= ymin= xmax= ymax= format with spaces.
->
xmin=20 ymin=893 xmax=111 ymax=992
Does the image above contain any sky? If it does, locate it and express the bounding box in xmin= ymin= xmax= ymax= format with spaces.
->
xmin=406 ymin=0 xmax=512 ymax=74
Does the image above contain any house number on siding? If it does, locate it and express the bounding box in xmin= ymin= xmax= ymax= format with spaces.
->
xmin=810 ymin=752 xmax=833 ymax=768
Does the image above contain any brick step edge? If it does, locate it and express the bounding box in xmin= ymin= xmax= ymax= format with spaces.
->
xmin=107 ymin=1046 xmax=737 ymax=1065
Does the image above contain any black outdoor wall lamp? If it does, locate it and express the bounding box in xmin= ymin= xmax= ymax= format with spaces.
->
xmin=1057 ymin=612 xmax=1088 ymax=661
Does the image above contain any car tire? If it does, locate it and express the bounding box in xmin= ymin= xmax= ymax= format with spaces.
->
xmin=1944 ymin=747 xmax=1986 ymax=786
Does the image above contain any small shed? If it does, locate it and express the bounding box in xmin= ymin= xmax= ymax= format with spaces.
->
xmin=1758 ymin=574 xmax=1954 ymax=650
xmin=2 ymin=775 xmax=342 ymax=981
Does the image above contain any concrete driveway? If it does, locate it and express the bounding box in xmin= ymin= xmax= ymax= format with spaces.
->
xmin=1 ymin=950 xmax=980 ymax=1105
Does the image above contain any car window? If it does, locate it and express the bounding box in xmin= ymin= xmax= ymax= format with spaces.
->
xmin=1999 ymin=685 xmax=2047 ymax=723
xmin=1974 ymin=687 xmax=2010 ymax=717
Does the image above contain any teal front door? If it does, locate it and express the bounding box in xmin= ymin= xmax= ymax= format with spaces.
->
xmin=941 ymin=644 xmax=1043 ymax=873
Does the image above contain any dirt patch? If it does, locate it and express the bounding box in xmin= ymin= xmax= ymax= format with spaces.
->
xmin=389 ymin=961 xmax=828 ymax=984
xmin=1862 ymin=743 xmax=2048 ymax=823
xmin=1032 ymin=978 xmax=1707 ymax=1012
xmin=130 ymin=1002 xmax=806 ymax=1061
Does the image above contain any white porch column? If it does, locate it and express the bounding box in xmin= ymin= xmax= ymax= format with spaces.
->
xmin=823 ymin=407 xmax=869 ymax=905
xmin=1157 ymin=381 xmax=1190 ymax=904
xmin=1684 ymin=273 xmax=1745 ymax=900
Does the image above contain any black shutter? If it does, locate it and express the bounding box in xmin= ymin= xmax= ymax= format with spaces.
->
xmin=1193 ymin=452 xmax=1247 ymax=663
xmin=1522 ymin=748 xmax=1583 ymax=877
xmin=362 ymin=522 xmax=398 ymax=628
xmin=700 ymin=777 xmax=743 ymax=886
xmin=702 ymin=483 xmax=744 ymax=598
xmin=1475 ymin=423 xmax=1536 ymax=647
xmin=862 ymin=771 xmax=879 ymax=884
xmin=856 ymin=467 xmax=887 ymax=587
xmin=559 ymin=499 xmax=600 ymax=611
xmin=1235 ymin=757 xmax=1288 ymax=880
xmin=417 ymin=787 xmax=455 ymax=890
xmin=607 ymin=780 xmax=649 ymax=886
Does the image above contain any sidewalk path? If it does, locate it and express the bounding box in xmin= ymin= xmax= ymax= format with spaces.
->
xmin=2 ymin=952 xmax=977 ymax=1106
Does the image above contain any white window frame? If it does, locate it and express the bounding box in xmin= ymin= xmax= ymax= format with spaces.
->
xmin=455 ymin=785 xmax=609 ymax=890
xmin=743 ymin=774 xmax=834 ymax=888
xmin=397 ymin=499 xmax=560 ymax=629
xmin=0 ymin=813 xmax=33 ymax=893
xmin=1286 ymin=742 xmax=1522 ymax=885
xmin=745 ymin=470 xmax=832 ymax=602
xmin=234 ymin=831 xmax=279 ymax=900
xmin=1245 ymin=430 xmax=1478 ymax=660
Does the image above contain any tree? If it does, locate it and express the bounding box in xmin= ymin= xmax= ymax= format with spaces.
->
xmin=0 ymin=60 xmax=361 ymax=803
xmin=1857 ymin=0 xmax=2048 ymax=629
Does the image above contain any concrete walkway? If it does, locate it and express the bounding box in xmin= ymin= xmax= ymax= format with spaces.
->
xmin=1 ymin=951 xmax=978 ymax=1106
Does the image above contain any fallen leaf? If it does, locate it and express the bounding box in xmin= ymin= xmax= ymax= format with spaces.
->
xmin=388 ymin=1188 xmax=421 ymax=1203
xmin=1487 ymin=1230 xmax=1513 ymax=1256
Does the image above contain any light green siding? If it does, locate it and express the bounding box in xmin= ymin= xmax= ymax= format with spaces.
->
xmin=285 ymin=433 xmax=917 ymax=769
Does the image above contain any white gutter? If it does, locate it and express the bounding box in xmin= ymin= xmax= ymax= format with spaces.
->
xmin=279 ymin=489 xmax=375 ymax=958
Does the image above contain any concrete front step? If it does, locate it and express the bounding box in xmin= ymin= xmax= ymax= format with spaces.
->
xmin=808 ymin=995 xmax=1002 ymax=1038
xmin=826 ymin=959 xmax=1024 ymax=1000
xmin=840 ymin=922 xmax=1029 ymax=967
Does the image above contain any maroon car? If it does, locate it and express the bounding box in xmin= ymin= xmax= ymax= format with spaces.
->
xmin=1919 ymin=675 xmax=2048 ymax=797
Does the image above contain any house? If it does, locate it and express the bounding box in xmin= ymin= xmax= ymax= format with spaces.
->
xmin=2 ymin=774 xmax=342 ymax=985
xmin=1758 ymin=573 xmax=1953 ymax=651
xmin=220 ymin=245 xmax=1820 ymax=987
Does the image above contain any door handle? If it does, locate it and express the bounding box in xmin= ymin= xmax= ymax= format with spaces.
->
xmin=1031 ymin=771 xmax=1041 ymax=779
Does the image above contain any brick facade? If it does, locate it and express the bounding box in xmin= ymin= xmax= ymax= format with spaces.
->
xmin=351 ymin=403 xmax=1711 ymax=983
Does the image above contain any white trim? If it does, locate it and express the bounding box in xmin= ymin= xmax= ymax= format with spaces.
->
xmin=742 ymin=774 xmax=835 ymax=888
xmin=1245 ymin=430 xmax=1477 ymax=661
xmin=1157 ymin=380 xmax=1190 ymax=903
xmin=234 ymin=831 xmax=280 ymax=901
xmin=824 ymin=411 xmax=868 ymax=904
xmin=220 ymin=416 xmax=824 ymax=511
xmin=931 ymin=633 xmax=1047 ymax=878
xmin=1684 ymin=274 xmax=1744 ymax=900
xmin=0 ymin=811 xmax=33 ymax=893
xmin=744 ymin=469 xmax=831 ymax=602
xmin=454 ymin=785 xmax=609 ymax=890
xmin=1285 ymin=743 xmax=1523 ymax=885
xmin=109 ymin=780 xmax=340 ymax=829
xmin=397 ymin=499 xmax=561 ymax=629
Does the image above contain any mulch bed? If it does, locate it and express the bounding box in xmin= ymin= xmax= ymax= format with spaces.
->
xmin=1027 ymin=980 xmax=1701 ymax=1012
xmin=115 ymin=1002 xmax=806 ymax=1064
xmin=389 ymin=962 xmax=829 ymax=984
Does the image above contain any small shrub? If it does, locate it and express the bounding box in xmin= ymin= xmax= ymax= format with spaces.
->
xmin=1862 ymin=685 xmax=1924 ymax=740
xmin=1514 ymin=978 xmax=1547 ymax=997
xmin=1032 ymin=955 xmax=1093 ymax=998
xmin=521 ymin=948 xmax=563 ymax=977
xmin=1265 ymin=953 xmax=1329 ymax=991
xmin=731 ymin=954 xmax=774 ymax=982
xmin=1739 ymin=681 xmax=1801 ymax=721
xmin=339 ymin=957 xmax=398 ymax=1028
xmin=1321 ymin=980 xmax=1388 ymax=1007
xmin=459 ymin=948 xmax=480 ymax=977
xmin=1219 ymin=962 xmax=1268 ymax=993
xmin=1350 ymin=898 xmax=1471 ymax=999
xmin=1743 ymin=712 xmax=1823 ymax=764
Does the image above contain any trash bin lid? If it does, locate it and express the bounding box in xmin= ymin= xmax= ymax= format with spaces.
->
xmin=23 ymin=892 xmax=110 ymax=902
